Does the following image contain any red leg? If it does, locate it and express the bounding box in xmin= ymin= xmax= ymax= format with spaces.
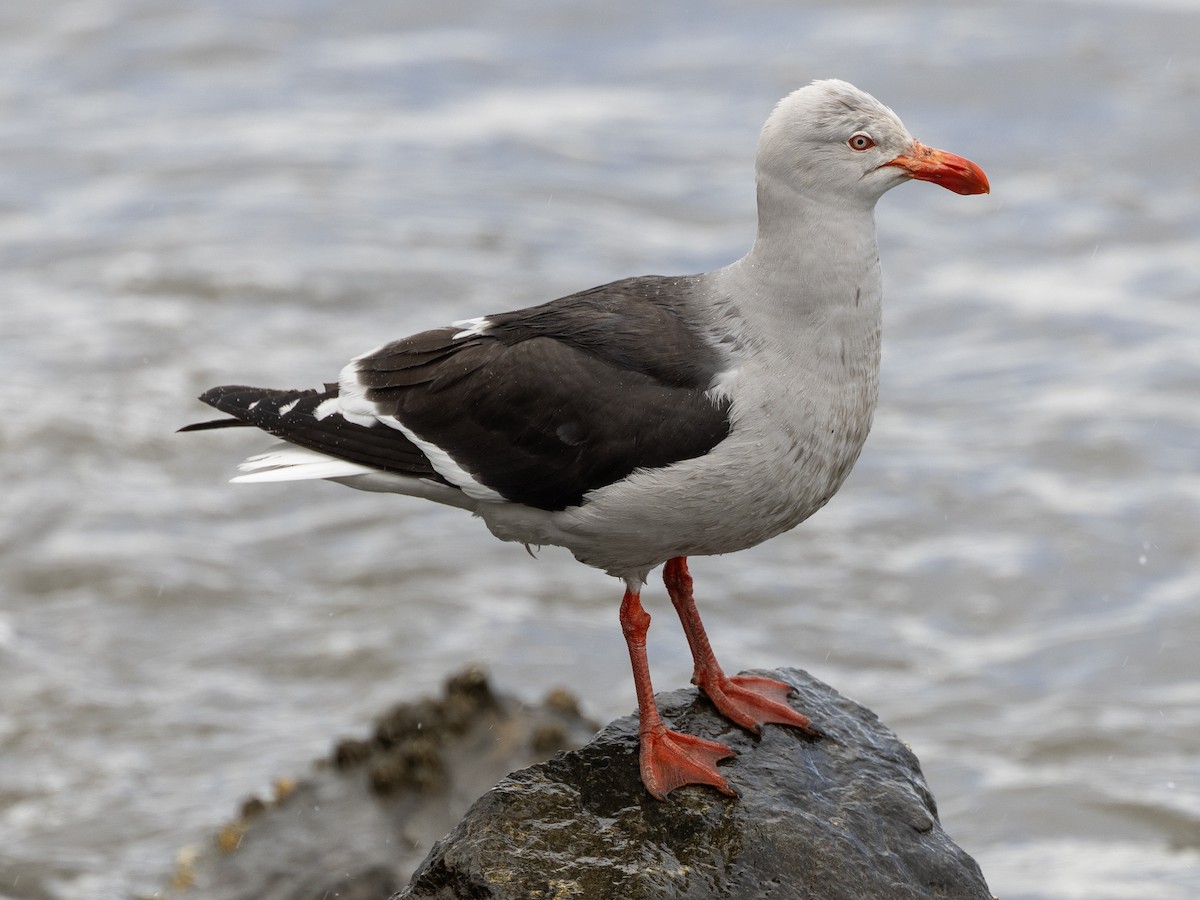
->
xmin=663 ymin=557 xmax=818 ymax=735
xmin=619 ymin=584 xmax=735 ymax=800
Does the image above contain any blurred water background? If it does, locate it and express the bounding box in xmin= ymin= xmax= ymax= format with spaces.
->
xmin=1 ymin=0 xmax=1198 ymax=897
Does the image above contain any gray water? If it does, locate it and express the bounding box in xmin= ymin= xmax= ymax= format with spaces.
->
xmin=1 ymin=0 xmax=1198 ymax=897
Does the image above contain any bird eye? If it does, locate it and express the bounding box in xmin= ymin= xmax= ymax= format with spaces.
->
xmin=848 ymin=132 xmax=875 ymax=151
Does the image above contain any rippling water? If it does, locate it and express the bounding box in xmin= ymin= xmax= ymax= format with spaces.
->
xmin=2 ymin=1 xmax=1198 ymax=897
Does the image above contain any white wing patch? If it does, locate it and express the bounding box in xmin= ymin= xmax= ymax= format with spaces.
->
xmin=383 ymin=419 xmax=505 ymax=502
xmin=451 ymin=316 xmax=492 ymax=340
xmin=328 ymin=358 xmax=384 ymax=427
xmin=314 ymin=397 xmax=341 ymax=420
xmin=333 ymin=357 xmax=501 ymax=501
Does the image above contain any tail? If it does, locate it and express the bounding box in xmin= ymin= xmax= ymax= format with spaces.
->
xmin=181 ymin=385 xmax=449 ymax=486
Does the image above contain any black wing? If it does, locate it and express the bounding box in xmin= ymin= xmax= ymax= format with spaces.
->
xmin=185 ymin=275 xmax=733 ymax=511
xmin=354 ymin=276 xmax=732 ymax=510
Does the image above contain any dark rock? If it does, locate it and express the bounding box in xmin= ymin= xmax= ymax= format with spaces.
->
xmin=333 ymin=737 xmax=375 ymax=770
xmin=162 ymin=668 xmax=598 ymax=899
xmin=162 ymin=667 xmax=989 ymax=900
xmin=396 ymin=668 xmax=992 ymax=900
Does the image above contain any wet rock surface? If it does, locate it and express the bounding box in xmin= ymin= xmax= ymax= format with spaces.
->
xmin=162 ymin=667 xmax=989 ymax=900
xmin=397 ymin=668 xmax=992 ymax=900
xmin=162 ymin=667 xmax=598 ymax=900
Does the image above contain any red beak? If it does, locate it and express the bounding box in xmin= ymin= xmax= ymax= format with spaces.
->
xmin=884 ymin=141 xmax=990 ymax=195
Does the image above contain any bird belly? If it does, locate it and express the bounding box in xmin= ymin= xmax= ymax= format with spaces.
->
xmin=483 ymin=349 xmax=879 ymax=580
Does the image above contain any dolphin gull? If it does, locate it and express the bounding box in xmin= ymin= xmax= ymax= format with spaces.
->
xmin=182 ymin=79 xmax=989 ymax=799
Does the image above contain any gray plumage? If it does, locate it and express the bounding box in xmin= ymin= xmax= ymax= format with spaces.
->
xmin=186 ymin=79 xmax=989 ymax=588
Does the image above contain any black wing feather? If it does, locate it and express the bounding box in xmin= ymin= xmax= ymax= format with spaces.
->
xmin=355 ymin=276 xmax=732 ymax=510
xmin=184 ymin=275 xmax=733 ymax=511
xmin=185 ymin=385 xmax=449 ymax=485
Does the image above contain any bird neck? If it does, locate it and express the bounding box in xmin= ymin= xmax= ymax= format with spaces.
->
xmin=725 ymin=175 xmax=882 ymax=323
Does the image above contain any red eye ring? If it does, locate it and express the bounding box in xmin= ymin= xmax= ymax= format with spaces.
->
xmin=848 ymin=132 xmax=875 ymax=151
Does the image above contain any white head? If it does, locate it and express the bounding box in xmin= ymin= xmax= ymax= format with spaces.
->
xmin=756 ymin=79 xmax=989 ymax=209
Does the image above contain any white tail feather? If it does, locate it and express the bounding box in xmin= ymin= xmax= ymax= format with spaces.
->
xmin=225 ymin=442 xmax=480 ymax=511
xmin=231 ymin=445 xmax=378 ymax=483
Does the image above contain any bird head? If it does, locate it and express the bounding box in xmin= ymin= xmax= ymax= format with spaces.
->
xmin=756 ymin=79 xmax=989 ymax=207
